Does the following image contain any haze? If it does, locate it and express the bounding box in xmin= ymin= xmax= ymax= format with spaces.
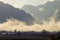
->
xmin=0 ymin=0 xmax=54 ymax=8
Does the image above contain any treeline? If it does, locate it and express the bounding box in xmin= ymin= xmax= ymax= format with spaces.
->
xmin=0 ymin=30 xmax=60 ymax=40
xmin=0 ymin=30 xmax=60 ymax=36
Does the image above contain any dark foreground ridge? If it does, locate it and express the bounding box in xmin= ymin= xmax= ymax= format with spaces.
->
xmin=0 ymin=30 xmax=60 ymax=40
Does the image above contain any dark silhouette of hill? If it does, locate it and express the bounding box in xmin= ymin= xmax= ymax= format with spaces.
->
xmin=0 ymin=1 xmax=35 ymax=25
xmin=22 ymin=0 xmax=60 ymax=24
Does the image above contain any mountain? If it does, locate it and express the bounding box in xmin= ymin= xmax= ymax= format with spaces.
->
xmin=0 ymin=1 xmax=35 ymax=25
xmin=22 ymin=0 xmax=60 ymax=24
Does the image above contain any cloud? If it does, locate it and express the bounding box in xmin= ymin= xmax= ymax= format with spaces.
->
xmin=0 ymin=17 xmax=60 ymax=32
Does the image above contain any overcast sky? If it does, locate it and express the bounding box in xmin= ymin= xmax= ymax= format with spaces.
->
xmin=0 ymin=0 xmax=54 ymax=8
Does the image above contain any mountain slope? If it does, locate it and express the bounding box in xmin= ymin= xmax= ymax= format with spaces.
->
xmin=0 ymin=1 xmax=35 ymax=25
xmin=22 ymin=0 xmax=60 ymax=24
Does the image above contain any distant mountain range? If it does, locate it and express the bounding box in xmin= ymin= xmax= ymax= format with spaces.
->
xmin=0 ymin=1 xmax=35 ymax=25
xmin=22 ymin=0 xmax=60 ymax=24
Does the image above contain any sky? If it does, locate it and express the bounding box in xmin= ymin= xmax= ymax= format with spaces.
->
xmin=0 ymin=0 xmax=54 ymax=8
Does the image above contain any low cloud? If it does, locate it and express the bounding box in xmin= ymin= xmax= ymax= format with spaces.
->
xmin=0 ymin=17 xmax=60 ymax=32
